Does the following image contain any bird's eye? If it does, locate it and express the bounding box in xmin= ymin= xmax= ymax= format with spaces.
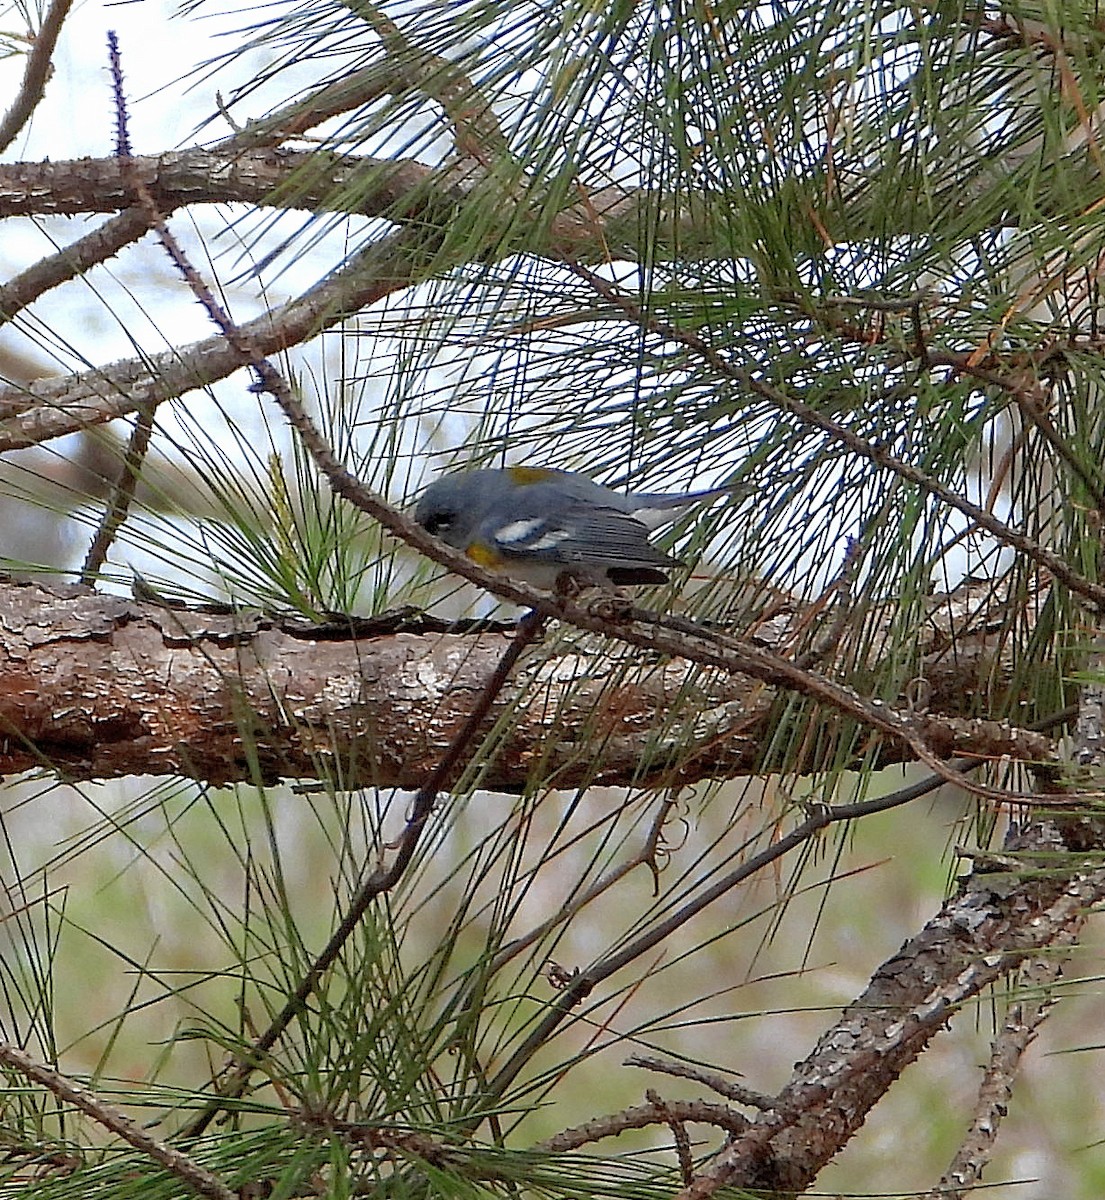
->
xmin=423 ymin=512 xmax=453 ymax=536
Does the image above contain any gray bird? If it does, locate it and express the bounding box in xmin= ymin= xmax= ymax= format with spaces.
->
xmin=414 ymin=465 xmax=729 ymax=589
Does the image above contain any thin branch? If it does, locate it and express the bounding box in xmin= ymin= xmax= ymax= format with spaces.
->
xmin=535 ymin=1097 xmax=749 ymax=1152
xmin=484 ymin=798 xmax=677 ymax=976
xmin=565 ymin=259 xmax=1105 ymax=613
xmin=78 ymin=50 xmax=158 ymax=586
xmin=215 ymin=63 xmax=402 ymax=151
xmin=0 ymin=207 xmax=158 ymax=329
xmin=92 ymin=48 xmax=552 ymax=1143
xmin=78 ymin=397 xmax=157 ymax=584
xmin=925 ymin=956 xmax=1064 ymax=1199
xmin=0 ymin=0 xmax=75 ymax=154
xmin=623 ymin=1054 xmax=775 ymax=1111
xmin=0 ymin=1042 xmax=233 ymax=1200
xmin=645 ymin=1090 xmax=695 ymax=1185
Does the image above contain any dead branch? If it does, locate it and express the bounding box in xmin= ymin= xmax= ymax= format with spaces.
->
xmin=536 ymin=1096 xmax=749 ymax=1152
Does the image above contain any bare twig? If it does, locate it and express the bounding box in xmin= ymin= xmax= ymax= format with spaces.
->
xmin=0 ymin=1042 xmax=233 ymax=1200
xmin=215 ymin=63 xmax=399 ymax=150
xmin=535 ymin=1097 xmax=749 ymax=1152
xmin=78 ymin=400 xmax=157 ymax=584
xmin=484 ymin=798 xmax=678 ymax=976
xmin=624 ymin=1054 xmax=775 ymax=1111
xmin=78 ymin=47 xmax=159 ymax=586
xmin=645 ymin=1089 xmax=695 ymax=1185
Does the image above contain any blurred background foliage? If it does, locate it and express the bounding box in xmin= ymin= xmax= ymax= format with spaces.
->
xmin=2 ymin=0 xmax=1105 ymax=1195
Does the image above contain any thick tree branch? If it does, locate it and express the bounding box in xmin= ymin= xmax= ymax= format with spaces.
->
xmin=0 ymin=577 xmax=1056 ymax=791
xmin=0 ymin=147 xmax=677 ymax=258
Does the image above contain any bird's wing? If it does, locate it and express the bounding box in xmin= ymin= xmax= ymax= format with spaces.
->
xmin=485 ymin=499 xmax=680 ymax=570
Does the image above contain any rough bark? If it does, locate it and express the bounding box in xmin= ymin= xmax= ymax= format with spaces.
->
xmin=0 ymin=577 xmax=1057 ymax=789
xmin=677 ymin=819 xmax=1105 ymax=1196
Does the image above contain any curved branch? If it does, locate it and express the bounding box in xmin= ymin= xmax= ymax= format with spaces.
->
xmin=218 ymin=63 xmax=411 ymax=152
xmin=624 ymin=1054 xmax=775 ymax=1110
xmin=0 ymin=0 xmax=75 ymax=154
xmin=536 ymin=1098 xmax=749 ymax=1152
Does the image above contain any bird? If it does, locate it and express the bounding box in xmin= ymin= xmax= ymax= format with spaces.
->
xmin=413 ymin=465 xmax=730 ymax=590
